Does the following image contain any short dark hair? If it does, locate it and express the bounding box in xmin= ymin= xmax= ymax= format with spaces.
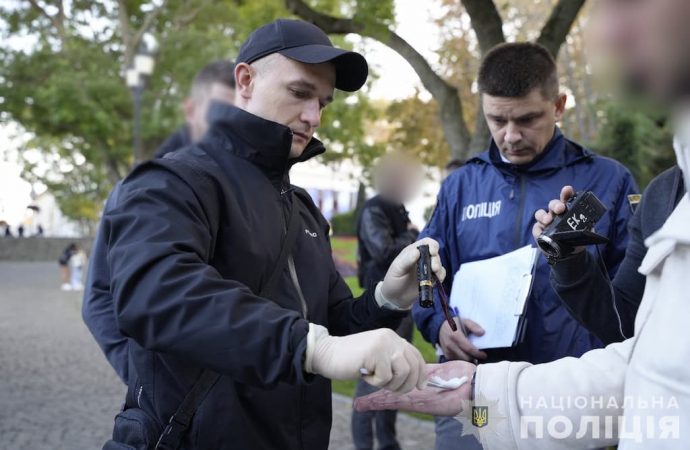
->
xmin=477 ymin=42 xmax=559 ymax=99
xmin=190 ymin=60 xmax=236 ymax=96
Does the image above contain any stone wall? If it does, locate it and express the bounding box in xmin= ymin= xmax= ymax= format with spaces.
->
xmin=0 ymin=237 xmax=93 ymax=261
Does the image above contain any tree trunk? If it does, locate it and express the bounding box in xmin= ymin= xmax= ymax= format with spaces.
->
xmin=285 ymin=0 xmax=588 ymax=163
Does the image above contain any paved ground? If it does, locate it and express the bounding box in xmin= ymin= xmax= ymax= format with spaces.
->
xmin=0 ymin=261 xmax=435 ymax=449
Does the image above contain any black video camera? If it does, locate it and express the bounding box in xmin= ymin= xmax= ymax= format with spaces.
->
xmin=536 ymin=191 xmax=610 ymax=263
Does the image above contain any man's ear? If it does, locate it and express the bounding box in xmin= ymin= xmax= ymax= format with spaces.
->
xmin=554 ymin=93 xmax=567 ymax=122
xmin=234 ymin=62 xmax=254 ymax=101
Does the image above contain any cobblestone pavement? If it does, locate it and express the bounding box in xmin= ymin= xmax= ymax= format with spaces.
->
xmin=0 ymin=262 xmax=435 ymax=449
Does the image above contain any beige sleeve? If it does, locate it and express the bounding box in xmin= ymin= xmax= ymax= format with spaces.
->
xmin=473 ymin=338 xmax=633 ymax=449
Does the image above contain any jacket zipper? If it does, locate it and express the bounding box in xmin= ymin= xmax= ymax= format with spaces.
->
xmin=513 ymin=175 xmax=527 ymax=247
xmin=288 ymin=255 xmax=309 ymax=318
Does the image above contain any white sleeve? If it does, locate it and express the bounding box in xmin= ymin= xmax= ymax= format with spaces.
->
xmin=473 ymin=338 xmax=633 ymax=449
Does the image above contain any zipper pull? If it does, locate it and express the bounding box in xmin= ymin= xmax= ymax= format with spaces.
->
xmin=509 ymin=188 xmax=515 ymax=200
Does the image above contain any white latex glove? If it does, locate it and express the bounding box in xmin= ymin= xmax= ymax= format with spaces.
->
xmin=304 ymin=324 xmax=427 ymax=393
xmin=379 ymin=237 xmax=447 ymax=309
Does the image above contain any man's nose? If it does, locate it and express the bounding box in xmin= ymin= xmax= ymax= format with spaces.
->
xmin=504 ymin=122 xmax=522 ymax=144
xmin=301 ymin=99 xmax=321 ymax=129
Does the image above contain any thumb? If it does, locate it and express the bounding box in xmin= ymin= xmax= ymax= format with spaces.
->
xmin=463 ymin=319 xmax=485 ymax=336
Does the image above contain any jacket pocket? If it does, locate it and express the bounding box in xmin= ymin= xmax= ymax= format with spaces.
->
xmin=107 ymin=407 xmax=162 ymax=450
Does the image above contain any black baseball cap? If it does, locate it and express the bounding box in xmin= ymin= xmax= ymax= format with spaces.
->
xmin=236 ymin=19 xmax=368 ymax=92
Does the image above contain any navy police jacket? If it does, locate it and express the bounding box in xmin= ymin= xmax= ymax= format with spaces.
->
xmin=102 ymin=103 xmax=405 ymax=449
xmin=413 ymin=128 xmax=638 ymax=364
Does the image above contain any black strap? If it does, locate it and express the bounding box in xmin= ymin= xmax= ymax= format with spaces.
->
xmin=156 ymin=199 xmax=302 ymax=450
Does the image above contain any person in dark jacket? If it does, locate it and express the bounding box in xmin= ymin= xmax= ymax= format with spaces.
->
xmin=100 ymin=19 xmax=441 ymax=450
xmin=82 ymin=60 xmax=236 ymax=383
xmin=353 ymin=153 xmax=421 ymax=450
xmin=154 ymin=59 xmax=236 ymax=159
xmin=412 ymin=42 xmax=638 ymax=449
xmin=533 ymin=164 xmax=685 ymax=344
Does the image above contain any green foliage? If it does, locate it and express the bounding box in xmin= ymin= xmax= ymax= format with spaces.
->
xmin=593 ymin=100 xmax=675 ymax=189
xmin=0 ymin=0 xmax=379 ymax=226
xmin=386 ymin=93 xmax=452 ymax=168
xmin=330 ymin=210 xmax=358 ymax=236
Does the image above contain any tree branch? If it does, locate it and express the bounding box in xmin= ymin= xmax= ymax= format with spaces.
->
xmin=131 ymin=4 xmax=164 ymax=56
xmin=116 ymin=0 xmax=133 ymax=64
xmin=460 ymin=0 xmax=505 ymax=55
xmin=537 ymin=0 xmax=587 ymax=57
xmin=284 ymin=0 xmax=471 ymax=158
xmin=27 ymin=0 xmax=65 ymax=42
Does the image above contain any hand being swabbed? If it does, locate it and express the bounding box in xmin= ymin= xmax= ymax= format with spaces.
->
xmin=354 ymin=362 xmax=476 ymax=417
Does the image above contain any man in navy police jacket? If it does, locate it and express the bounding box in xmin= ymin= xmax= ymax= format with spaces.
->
xmin=412 ymin=42 xmax=638 ymax=449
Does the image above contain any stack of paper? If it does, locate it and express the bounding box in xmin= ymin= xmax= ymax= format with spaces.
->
xmin=449 ymin=245 xmax=538 ymax=349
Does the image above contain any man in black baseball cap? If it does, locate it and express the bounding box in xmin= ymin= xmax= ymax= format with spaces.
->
xmin=237 ymin=18 xmax=368 ymax=92
xmin=101 ymin=18 xmax=443 ymax=450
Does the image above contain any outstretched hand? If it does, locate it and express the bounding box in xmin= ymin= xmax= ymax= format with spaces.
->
xmin=353 ymin=361 xmax=476 ymax=417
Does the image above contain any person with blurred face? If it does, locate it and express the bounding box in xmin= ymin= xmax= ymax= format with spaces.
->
xmin=356 ymin=1 xmax=690 ymax=448
xmin=411 ymin=42 xmax=638 ymax=450
xmin=99 ymin=19 xmax=444 ymax=450
xmin=154 ymin=59 xmax=236 ymax=158
xmin=83 ymin=60 xmax=236 ymax=384
xmin=352 ymin=152 xmax=422 ymax=450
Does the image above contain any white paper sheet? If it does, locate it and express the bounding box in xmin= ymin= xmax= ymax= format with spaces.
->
xmin=449 ymin=245 xmax=537 ymax=349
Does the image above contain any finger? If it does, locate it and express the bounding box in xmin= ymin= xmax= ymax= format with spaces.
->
xmin=532 ymin=222 xmax=544 ymax=242
xmin=560 ymin=186 xmax=575 ymax=203
xmin=353 ymin=390 xmax=401 ymax=412
xmin=393 ymin=346 xmax=424 ymax=393
xmin=452 ymin=333 xmax=487 ymax=360
xmin=430 ymin=256 xmax=446 ymax=282
xmin=418 ymin=237 xmax=440 ymax=256
xmin=534 ymin=209 xmax=553 ymax=226
xmin=410 ymin=345 xmax=428 ymax=390
xmin=354 ymin=389 xmax=419 ymax=413
xmin=379 ymin=352 xmax=410 ymax=393
xmin=443 ymin=341 xmax=472 ymax=362
xmin=548 ymin=199 xmax=567 ymax=215
xmin=463 ymin=319 xmax=485 ymax=336
xmin=365 ymin=355 xmax=393 ymax=388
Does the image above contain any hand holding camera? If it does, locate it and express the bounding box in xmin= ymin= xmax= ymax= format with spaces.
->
xmin=533 ymin=186 xmax=609 ymax=264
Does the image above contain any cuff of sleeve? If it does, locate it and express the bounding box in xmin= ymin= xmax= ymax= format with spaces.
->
xmin=550 ymin=250 xmax=589 ymax=284
xmin=473 ymin=361 xmax=531 ymax=450
xmin=429 ymin=313 xmax=447 ymax=346
xmin=374 ymin=281 xmax=413 ymax=311
xmin=304 ymin=323 xmax=329 ymax=374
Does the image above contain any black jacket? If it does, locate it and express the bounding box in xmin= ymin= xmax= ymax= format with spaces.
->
xmin=154 ymin=126 xmax=190 ymax=158
xmin=551 ymin=165 xmax=685 ymax=344
xmin=356 ymin=195 xmax=418 ymax=287
xmin=104 ymin=103 xmax=405 ymax=449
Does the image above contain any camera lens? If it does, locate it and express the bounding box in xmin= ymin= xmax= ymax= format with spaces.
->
xmin=537 ymin=234 xmax=562 ymax=259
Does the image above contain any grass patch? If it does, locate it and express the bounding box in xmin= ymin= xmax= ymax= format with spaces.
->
xmin=331 ymin=236 xmax=358 ymax=265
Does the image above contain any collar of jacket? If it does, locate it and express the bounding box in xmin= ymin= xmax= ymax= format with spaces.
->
xmin=469 ymin=126 xmax=592 ymax=174
xmin=204 ymin=101 xmax=326 ymax=186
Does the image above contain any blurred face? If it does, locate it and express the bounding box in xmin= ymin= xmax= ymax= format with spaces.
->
xmin=595 ymin=0 xmax=690 ymax=101
xmin=376 ymin=158 xmax=422 ymax=204
xmin=482 ymin=89 xmax=566 ymax=165
xmin=184 ymin=82 xmax=236 ymax=142
xmin=235 ymin=54 xmax=335 ymax=158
